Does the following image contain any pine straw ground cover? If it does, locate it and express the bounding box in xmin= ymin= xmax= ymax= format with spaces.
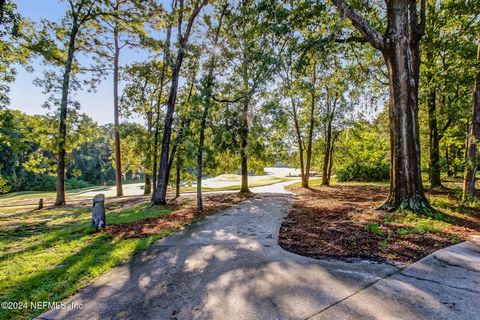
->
xmin=279 ymin=184 xmax=480 ymax=265
xmin=0 ymin=192 xmax=251 ymax=320
xmin=107 ymin=193 xmax=253 ymax=238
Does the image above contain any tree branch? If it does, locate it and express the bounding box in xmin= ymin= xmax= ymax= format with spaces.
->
xmin=330 ymin=0 xmax=385 ymax=51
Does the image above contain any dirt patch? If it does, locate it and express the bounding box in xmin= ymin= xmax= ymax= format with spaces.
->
xmin=107 ymin=193 xmax=253 ymax=239
xmin=278 ymin=185 xmax=480 ymax=265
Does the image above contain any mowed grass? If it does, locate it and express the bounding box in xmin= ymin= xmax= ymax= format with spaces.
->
xmin=0 ymin=176 xmax=294 ymax=207
xmin=0 ymin=202 xmax=171 ymax=320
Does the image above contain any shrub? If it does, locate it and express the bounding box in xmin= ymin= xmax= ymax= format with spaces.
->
xmin=66 ymin=177 xmax=92 ymax=190
xmin=27 ymin=174 xmax=57 ymax=191
xmin=336 ymin=161 xmax=389 ymax=182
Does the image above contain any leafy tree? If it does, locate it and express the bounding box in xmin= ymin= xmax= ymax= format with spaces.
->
xmin=152 ymin=0 xmax=208 ymax=205
xmin=331 ymin=0 xmax=430 ymax=212
xmin=335 ymin=111 xmax=390 ymax=182
xmin=121 ymin=60 xmax=166 ymax=194
xmin=0 ymin=0 xmax=31 ymax=107
xmin=93 ymin=0 xmax=156 ymax=197
xmin=32 ymin=0 xmax=109 ymax=205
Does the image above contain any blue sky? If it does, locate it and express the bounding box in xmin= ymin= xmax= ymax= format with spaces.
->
xmin=10 ymin=0 xmax=152 ymax=125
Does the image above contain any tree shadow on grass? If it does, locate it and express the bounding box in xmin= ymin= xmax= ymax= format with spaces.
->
xmin=0 ymin=233 xmax=151 ymax=320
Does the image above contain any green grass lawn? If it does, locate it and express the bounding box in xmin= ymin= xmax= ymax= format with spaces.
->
xmin=0 ymin=176 xmax=295 ymax=207
xmin=0 ymin=202 xmax=172 ymax=320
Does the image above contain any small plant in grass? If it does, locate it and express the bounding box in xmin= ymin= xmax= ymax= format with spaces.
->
xmin=450 ymin=235 xmax=461 ymax=244
xmin=364 ymin=222 xmax=384 ymax=236
xmin=378 ymin=239 xmax=389 ymax=250
xmin=383 ymin=213 xmax=396 ymax=224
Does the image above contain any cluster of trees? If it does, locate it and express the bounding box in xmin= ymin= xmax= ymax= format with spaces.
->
xmin=0 ymin=108 xmax=153 ymax=193
xmin=1 ymin=0 xmax=479 ymax=213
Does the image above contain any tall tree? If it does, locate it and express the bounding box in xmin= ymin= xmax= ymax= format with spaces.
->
xmin=34 ymin=0 xmax=107 ymax=206
xmin=331 ymin=0 xmax=430 ymax=212
xmin=196 ymin=3 xmax=227 ymax=211
xmin=93 ymin=0 xmax=152 ymax=197
xmin=152 ymin=0 xmax=207 ymax=205
xmin=121 ymin=61 xmax=164 ymax=194
xmin=219 ymin=0 xmax=281 ymax=193
xmin=463 ymin=39 xmax=480 ymax=201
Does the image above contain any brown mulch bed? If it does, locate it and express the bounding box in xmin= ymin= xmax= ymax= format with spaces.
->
xmin=107 ymin=193 xmax=253 ymax=239
xmin=278 ymin=185 xmax=480 ymax=265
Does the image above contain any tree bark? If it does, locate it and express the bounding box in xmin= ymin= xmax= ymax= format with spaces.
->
xmin=445 ymin=146 xmax=453 ymax=178
xmin=144 ymin=110 xmax=153 ymax=195
xmin=322 ymin=94 xmax=336 ymax=186
xmin=322 ymin=114 xmax=332 ymax=186
xmin=332 ymin=0 xmax=430 ymax=212
xmin=197 ymin=106 xmax=207 ymax=211
xmin=152 ymin=47 xmax=185 ymax=205
xmin=175 ymin=152 xmax=181 ymax=198
xmin=113 ymin=20 xmax=123 ymax=197
xmin=428 ymin=86 xmax=442 ymax=188
xmin=462 ymin=41 xmax=480 ymax=201
xmin=304 ymin=73 xmax=316 ymax=188
xmin=151 ymin=24 xmax=171 ymax=199
xmin=240 ymin=101 xmax=250 ymax=193
xmin=152 ymin=0 xmax=205 ymax=205
xmin=197 ymin=5 xmax=226 ymax=211
xmin=380 ymin=33 xmax=428 ymax=210
xmin=55 ymin=23 xmax=78 ymax=206
xmin=292 ymin=99 xmax=306 ymax=187
xmin=327 ymin=141 xmax=334 ymax=183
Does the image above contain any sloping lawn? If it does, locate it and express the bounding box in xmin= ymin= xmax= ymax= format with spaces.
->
xmin=0 ymin=201 xmax=171 ymax=320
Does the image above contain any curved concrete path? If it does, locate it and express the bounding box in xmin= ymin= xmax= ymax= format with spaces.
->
xmin=38 ymin=187 xmax=480 ymax=320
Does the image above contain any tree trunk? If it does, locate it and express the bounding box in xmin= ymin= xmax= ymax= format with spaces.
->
xmin=445 ymin=146 xmax=453 ymax=177
xmin=144 ymin=110 xmax=153 ymax=195
xmin=327 ymin=142 xmax=334 ymax=183
xmin=152 ymin=0 xmax=205 ymax=205
xmin=322 ymin=117 xmax=332 ymax=186
xmin=196 ymin=6 xmax=226 ymax=211
xmin=462 ymin=41 xmax=480 ymax=201
xmin=55 ymin=25 xmax=77 ymax=206
xmin=240 ymin=101 xmax=250 ymax=193
xmin=152 ymin=58 xmax=184 ymax=205
xmin=151 ymin=25 xmax=170 ymax=199
xmin=113 ymin=23 xmax=123 ymax=197
xmin=197 ymin=109 xmax=207 ymax=211
xmin=428 ymin=86 xmax=442 ymax=188
xmin=380 ymin=31 xmax=428 ymax=211
xmin=305 ymin=85 xmax=316 ymax=188
xmin=322 ymin=95 xmax=336 ymax=186
xmin=292 ymin=99 xmax=306 ymax=187
xmin=332 ymin=0 xmax=430 ymax=212
xmin=175 ymin=153 xmax=181 ymax=198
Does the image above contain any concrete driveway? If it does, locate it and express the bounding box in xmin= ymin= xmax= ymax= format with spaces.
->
xmin=38 ymin=189 xmax=480 ymax=320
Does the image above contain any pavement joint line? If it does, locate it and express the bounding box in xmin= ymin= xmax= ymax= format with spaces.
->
xmin=303 ymin=265 xmax=404 ymax=320
xmin=304 ymin=240 xmax=480 ymax=319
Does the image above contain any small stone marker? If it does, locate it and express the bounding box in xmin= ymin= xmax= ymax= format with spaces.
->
xmin=92 ymin=194 xmax=106 ymax=230
xmin=37 ymin=198 xmax=43 ymax=210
